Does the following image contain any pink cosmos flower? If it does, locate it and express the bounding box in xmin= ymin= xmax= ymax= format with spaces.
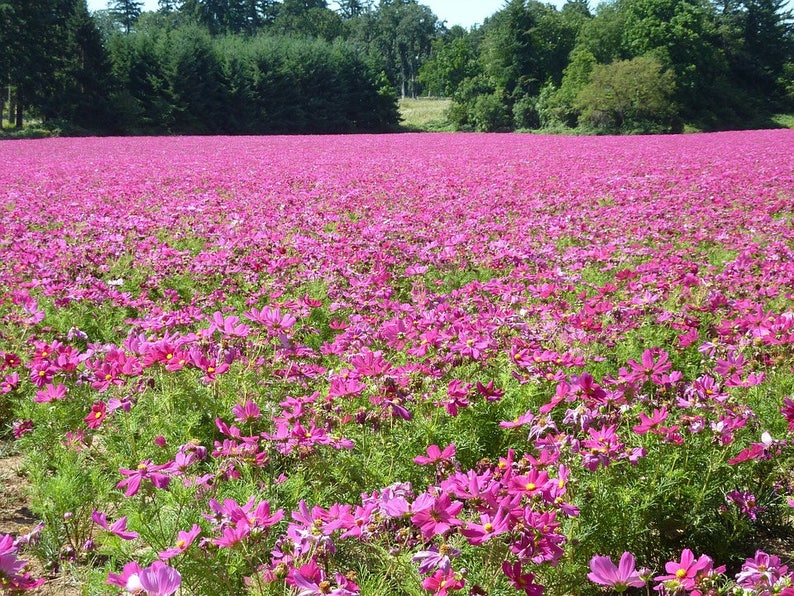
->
xmin=460 ymin=507 xmax=511 ymax=545
xmin=587 ymin=552 xmax=646 ymax=592
xmin=138 ymin=561 xmax=182 ymax=596
xmin=633 ymin=407 xmax=668 ymax=434
xmin=116 ymin=459 xmax=173 ymax=497
xmin=625 ymin=348 xmax=672 ymax=385
xmin=34 ymin=383 xmax=67 ymax=403
xmin=244 ymin=306 xmax=297 ymax=333
xmin=414 ymin=443 xmax=456 ymax=466
xmin=84 ymin=400 xmax=108 ymax=429
xmin=421 ymin=568 xmax=465 ymax=595
xmin=291 ymin=560 xmax=359 ymax=596
xmin=500 ymin=409 xmax=535 ymax=429
xmin=0 ymin=534 xmax=45 ymax=592
xmin=91 ymin=510 xmax=139 ymax=540
xmin=410 ymin=492 xmax=463 ymax=538
xmin=781 ymin=397 xmax=794 ymax=431
xmin=735 ymin=550 xmax=788 ymax=591
xmin=12 ymin=419 xmax=34 ymax=439
xmin=502 ymin=561 xmax=543 ymax=595
xmin=231 ymin=400 xmax=261 ymax=423
xmin=158 ymin=524 xmax=201 ymax=559
xmin=654 ymin=549 xmax=713 ymax=592
xmin=725 ymin=490 xmax=764 ymax=520
xmin=412 ymin=544 xmax=460 ymax=574
xmin=209 ymin=311 xmax=250 ymax=338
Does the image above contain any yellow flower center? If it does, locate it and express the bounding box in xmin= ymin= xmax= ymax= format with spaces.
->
xmin=484 ymin=523 xmax=494 ymax=532
xmin=525 ymin=482 xmax=536 ymax=491
xmin=676 ymin=569 xmax=687 ymax=579
xmin=177 ymin=539 xmax=186 ymax=549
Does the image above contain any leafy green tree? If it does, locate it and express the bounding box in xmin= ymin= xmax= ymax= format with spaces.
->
xmin=574 ymin=54 xmax=678 ymax=131
xmin=619 ymin=0 xmax=729 ymax=122
xmin=576 ymin=1 xmax=630 ymax=63
xmin=272 ymin=2 xmax=345 ymax=40
xmin=540 ymin=47 xmax=597 ymax=126
xmin=373 ymin=0 xmax=439 ymax=98
xmin=181 ymin=0 xmax=275 ymax=35
xmin=478 ymin=0 xmax=537 ymax=97
xmin=417 ymin=32 xmax=478 ymax=96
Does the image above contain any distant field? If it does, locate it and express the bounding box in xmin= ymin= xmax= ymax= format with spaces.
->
xmin=398 ymin=97 xmax=453 ymax=130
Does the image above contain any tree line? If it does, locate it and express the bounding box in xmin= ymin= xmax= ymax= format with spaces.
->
xmin=1 ymin=0 xmax=792 ymax=134
xmin=424 ymin=0 xmax=793 ymax=131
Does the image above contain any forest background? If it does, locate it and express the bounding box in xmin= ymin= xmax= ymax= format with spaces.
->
xmin=1 ymin=0 xmax=793 ymax=135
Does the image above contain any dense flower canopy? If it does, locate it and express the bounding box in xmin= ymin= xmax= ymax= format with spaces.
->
xmin=1 ymin=131 xmax=794 ymax=595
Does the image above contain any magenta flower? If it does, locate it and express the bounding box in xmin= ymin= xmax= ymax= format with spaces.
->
xmin=654 ymin=549 xmax=713 ymax=591
xmin=414 ymin=443 xmax=456 ymax=466
xmin=0 ymin=534 xmax=45 ymax=592
xmin=421 ymin=567 xmax=465 ymax=595
xmin=116 ymin=459 xmax=173 ymax=497
xmin=106 ymin=560 xmax=142 ymax=590
xmin=34 ymin=383 xmax=67 ymax=403
xmin=410 ymin=492 xmax=463 ymax=538
xmin=735 ymin=550 xmax=788 ymax=591
xmin=502 ymin=561 xmax=544 ymax=595
xmin=781 ymin=397 xmax=794 ymax=431
xmin=460 ymin=507 xmax=511 ymax=545
xmin=587 ymin=552 xmax=646 ymax=592
xmin=84 ymin=400 xmax=108 ymax=429
xmin=91 ymin=510 xmax=139 ymax=540
xmin=138 ymin=561 xmax=182 ymax=596
xmin=725 ymin=490 xmax=764 ymax=520
xmin=158 ymin=524 xmax=201 ymax=559
xmin=231 ymin=400 xmax=261 ymax=423
xmin=633 ymin=407 xmax=668 ymax=434
xmin=625 ymin=348 xmax=672 ymax=384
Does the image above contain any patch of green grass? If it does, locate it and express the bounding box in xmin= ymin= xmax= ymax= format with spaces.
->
xmin=398 ymin=98 xmax=454 ymax=131
xmin=771 ymin=113 xmax=794 ymax=128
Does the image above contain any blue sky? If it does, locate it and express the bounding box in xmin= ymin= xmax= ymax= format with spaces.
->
xmin=85 ymin=0 xmax=518 ymax=30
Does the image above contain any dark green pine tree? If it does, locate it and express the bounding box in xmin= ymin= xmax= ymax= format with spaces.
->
xmin=110 ymin=0 xmax=142 ymax=33
xmin=0 ymin=0 xmax=62 ymax=127
xmin=337 ymin=0 xmax=370 ymax=19
xmin=45 ymin=0 xmax=116 ymax=130
xmin=741 ymin=0 xmax=792 ymax=96
xmin=157 ymin=0 xmax=179 ymax=12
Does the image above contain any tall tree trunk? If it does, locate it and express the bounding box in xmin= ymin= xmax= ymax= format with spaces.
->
xmin=14 ymin=86 xmax=23 ymax=129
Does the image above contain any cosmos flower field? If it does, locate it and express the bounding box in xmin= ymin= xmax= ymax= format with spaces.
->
xmin=1 ymin=131 xmax=794 ymax=595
